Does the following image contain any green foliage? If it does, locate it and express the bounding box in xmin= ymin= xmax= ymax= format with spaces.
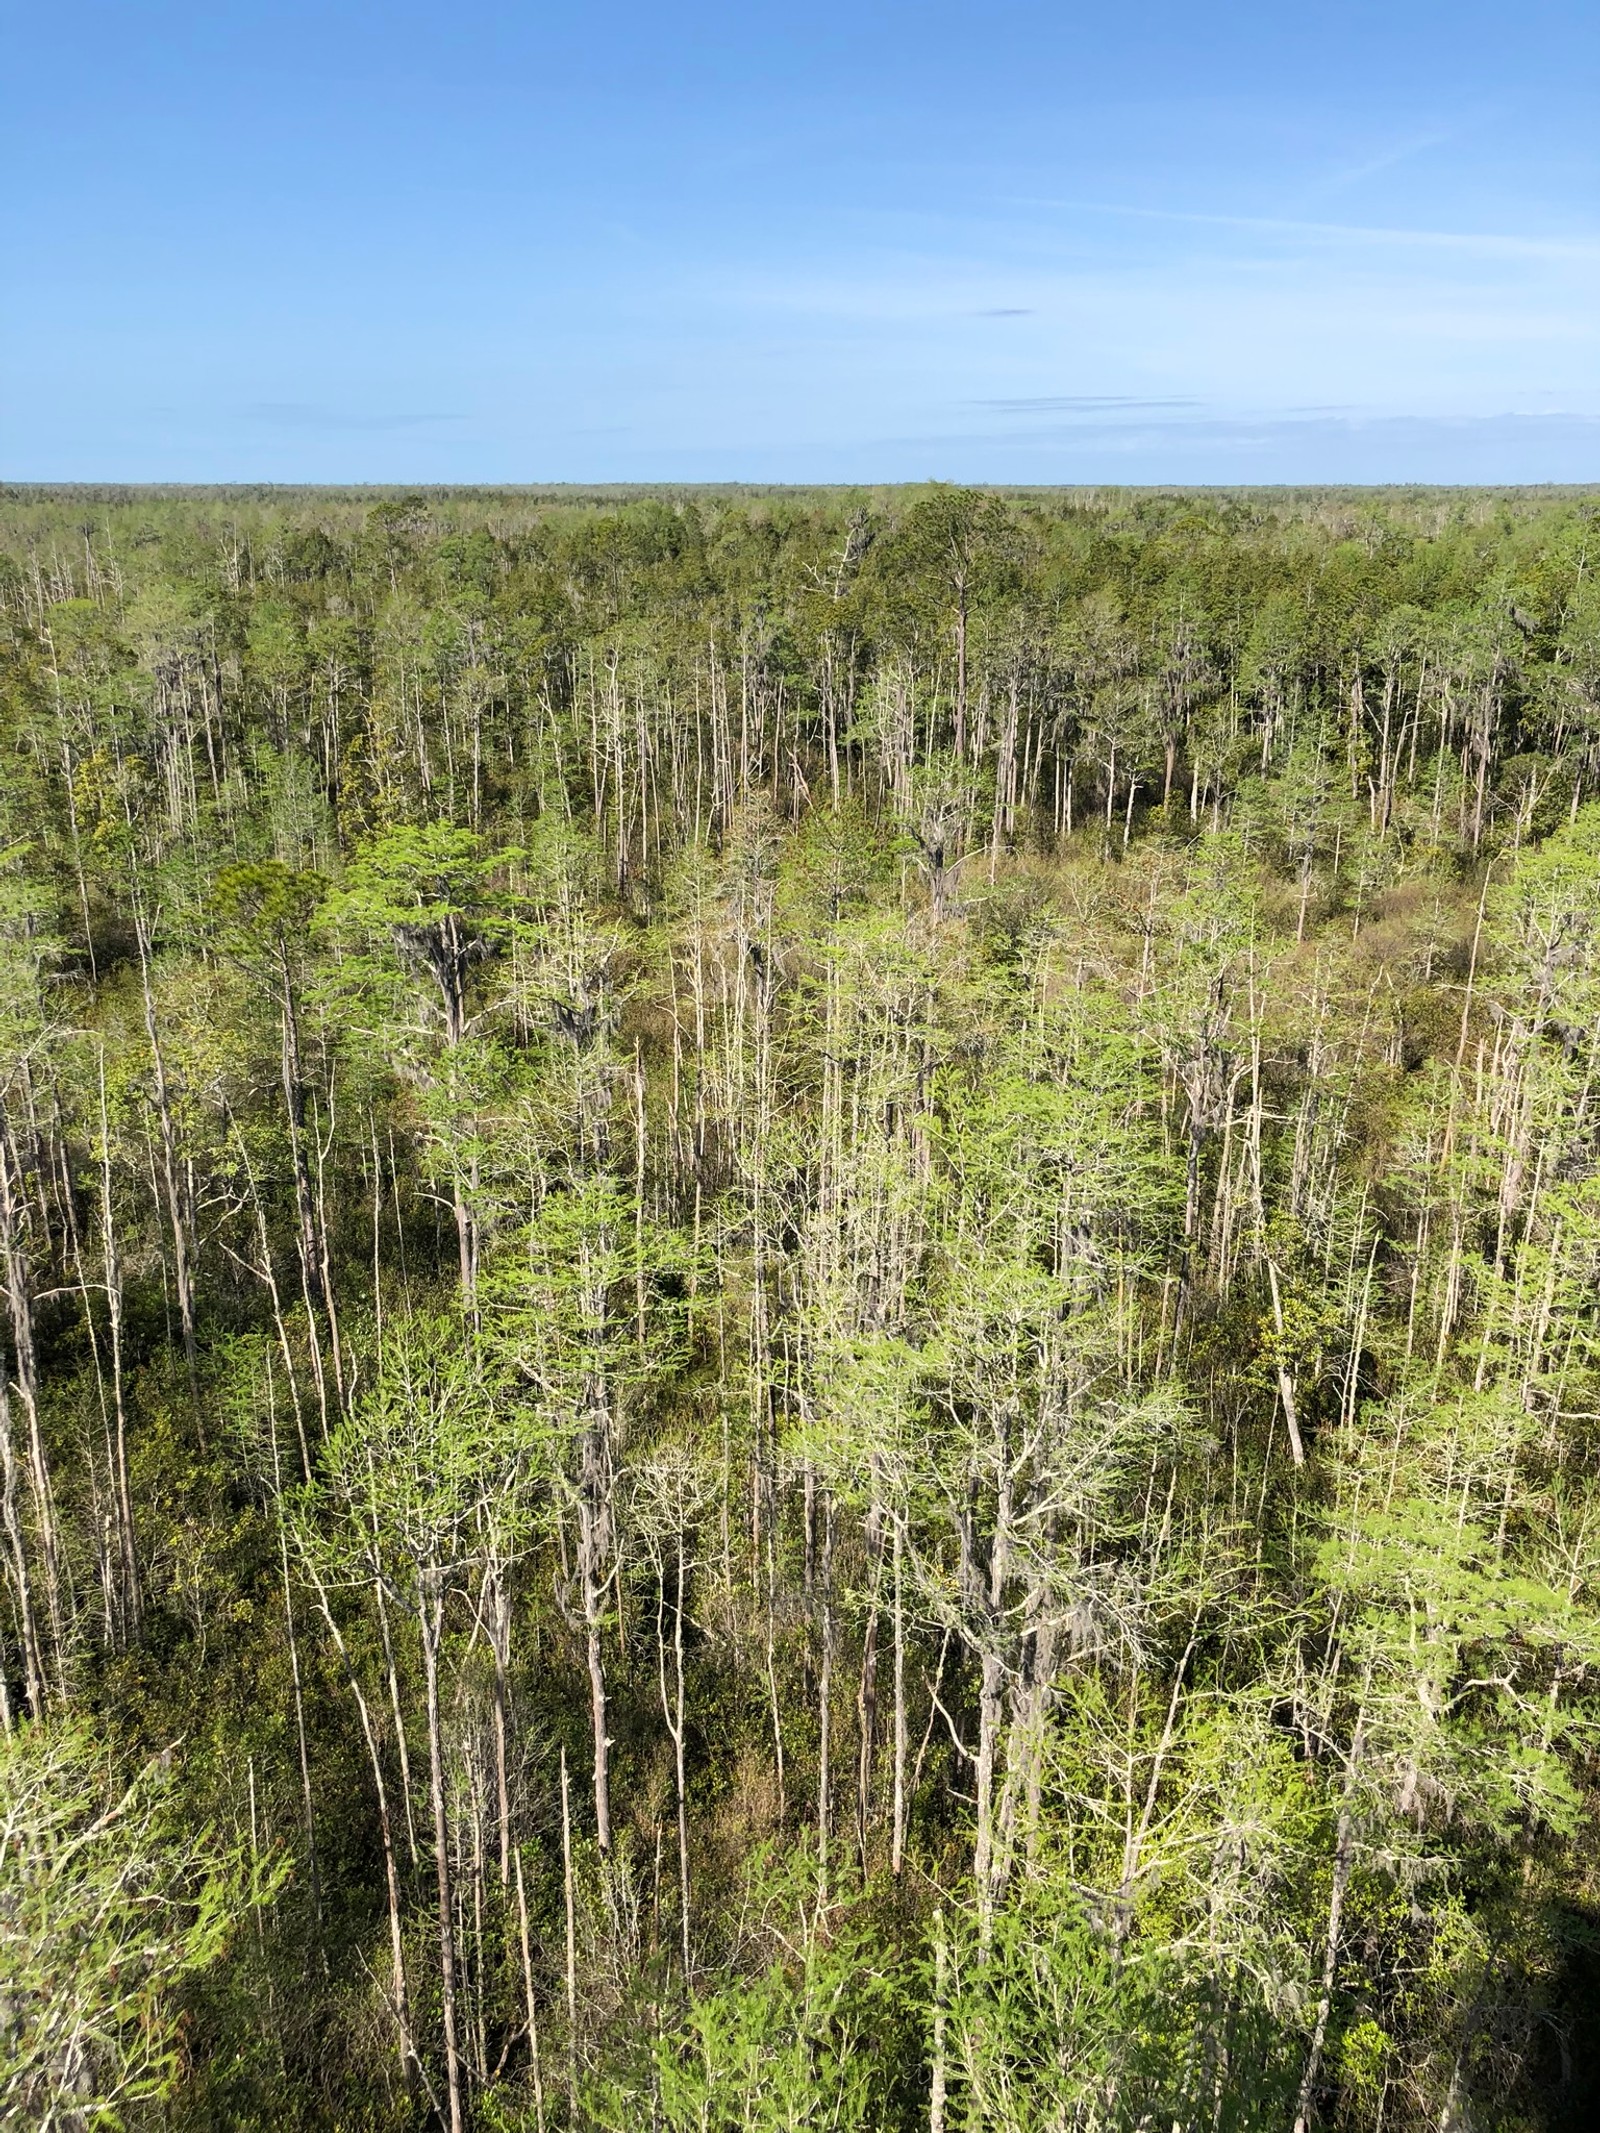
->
xmin=591 ymin=1859 xmax=908 ymax=2133
xmin=943 ymin=1878 xmax=1302 ymax=2132
xmin=0 ymin=1718 xmax=277 ymax=2130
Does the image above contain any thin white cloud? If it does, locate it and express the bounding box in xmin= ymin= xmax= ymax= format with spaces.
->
xmin=1300 ymin=128 xmax=1458 ymax=202
xmin=1039 ymin=201 xmax=1600 ymax=263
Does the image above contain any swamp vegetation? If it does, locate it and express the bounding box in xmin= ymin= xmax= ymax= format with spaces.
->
xmin=3 ymin=481 xmax=1600 ymax=2129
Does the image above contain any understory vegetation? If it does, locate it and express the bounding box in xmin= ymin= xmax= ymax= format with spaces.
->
xmin=4 ymin=480 xmax=1600 ymax=2129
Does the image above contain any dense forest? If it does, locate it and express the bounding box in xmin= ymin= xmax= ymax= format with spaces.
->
xmin=7 ymin=479 xmax=1600 ymax=2132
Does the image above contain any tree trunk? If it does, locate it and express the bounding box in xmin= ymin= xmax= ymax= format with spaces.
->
xmin=306 ymin=1570 xmax=417 ymax=2088
xmin=891 ymin=1520 xmax=907 ymax=1877
xmin=420 ymin=1573 xmax=465 ymax=2133
xmin=578 ymin=1419 xmax=613 ymax=1854
xmin=0 ymin=1113 xmax=63 ymax=1674
xmin=1293 ymin=1714 xmax=1366 ymax=2133
xmin=134 ymin=909 xmax=202 ymax=1427
xmin=0 ymin=1375 xmax=45 ymax=1715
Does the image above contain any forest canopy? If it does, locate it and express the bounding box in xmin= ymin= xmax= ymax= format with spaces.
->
xmin=3 ymin=480 xmax=1600 ymax=2130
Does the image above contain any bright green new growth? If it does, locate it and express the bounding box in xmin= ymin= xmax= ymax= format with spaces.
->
xmin=0 ymin=1720 xmax=274 ymax=2129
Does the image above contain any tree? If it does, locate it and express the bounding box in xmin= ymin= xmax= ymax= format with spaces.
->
xmin=896 ymin=486 xmax=1008 ymax=760
xmin=304 ymin=1315 xmax=518 ymax=2133
xmin=322 ymin=824 xmax=517 ymax=1298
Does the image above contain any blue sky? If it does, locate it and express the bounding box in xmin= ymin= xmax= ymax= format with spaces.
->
xmin=5 ymin=1 xmax=1599 ymax=483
